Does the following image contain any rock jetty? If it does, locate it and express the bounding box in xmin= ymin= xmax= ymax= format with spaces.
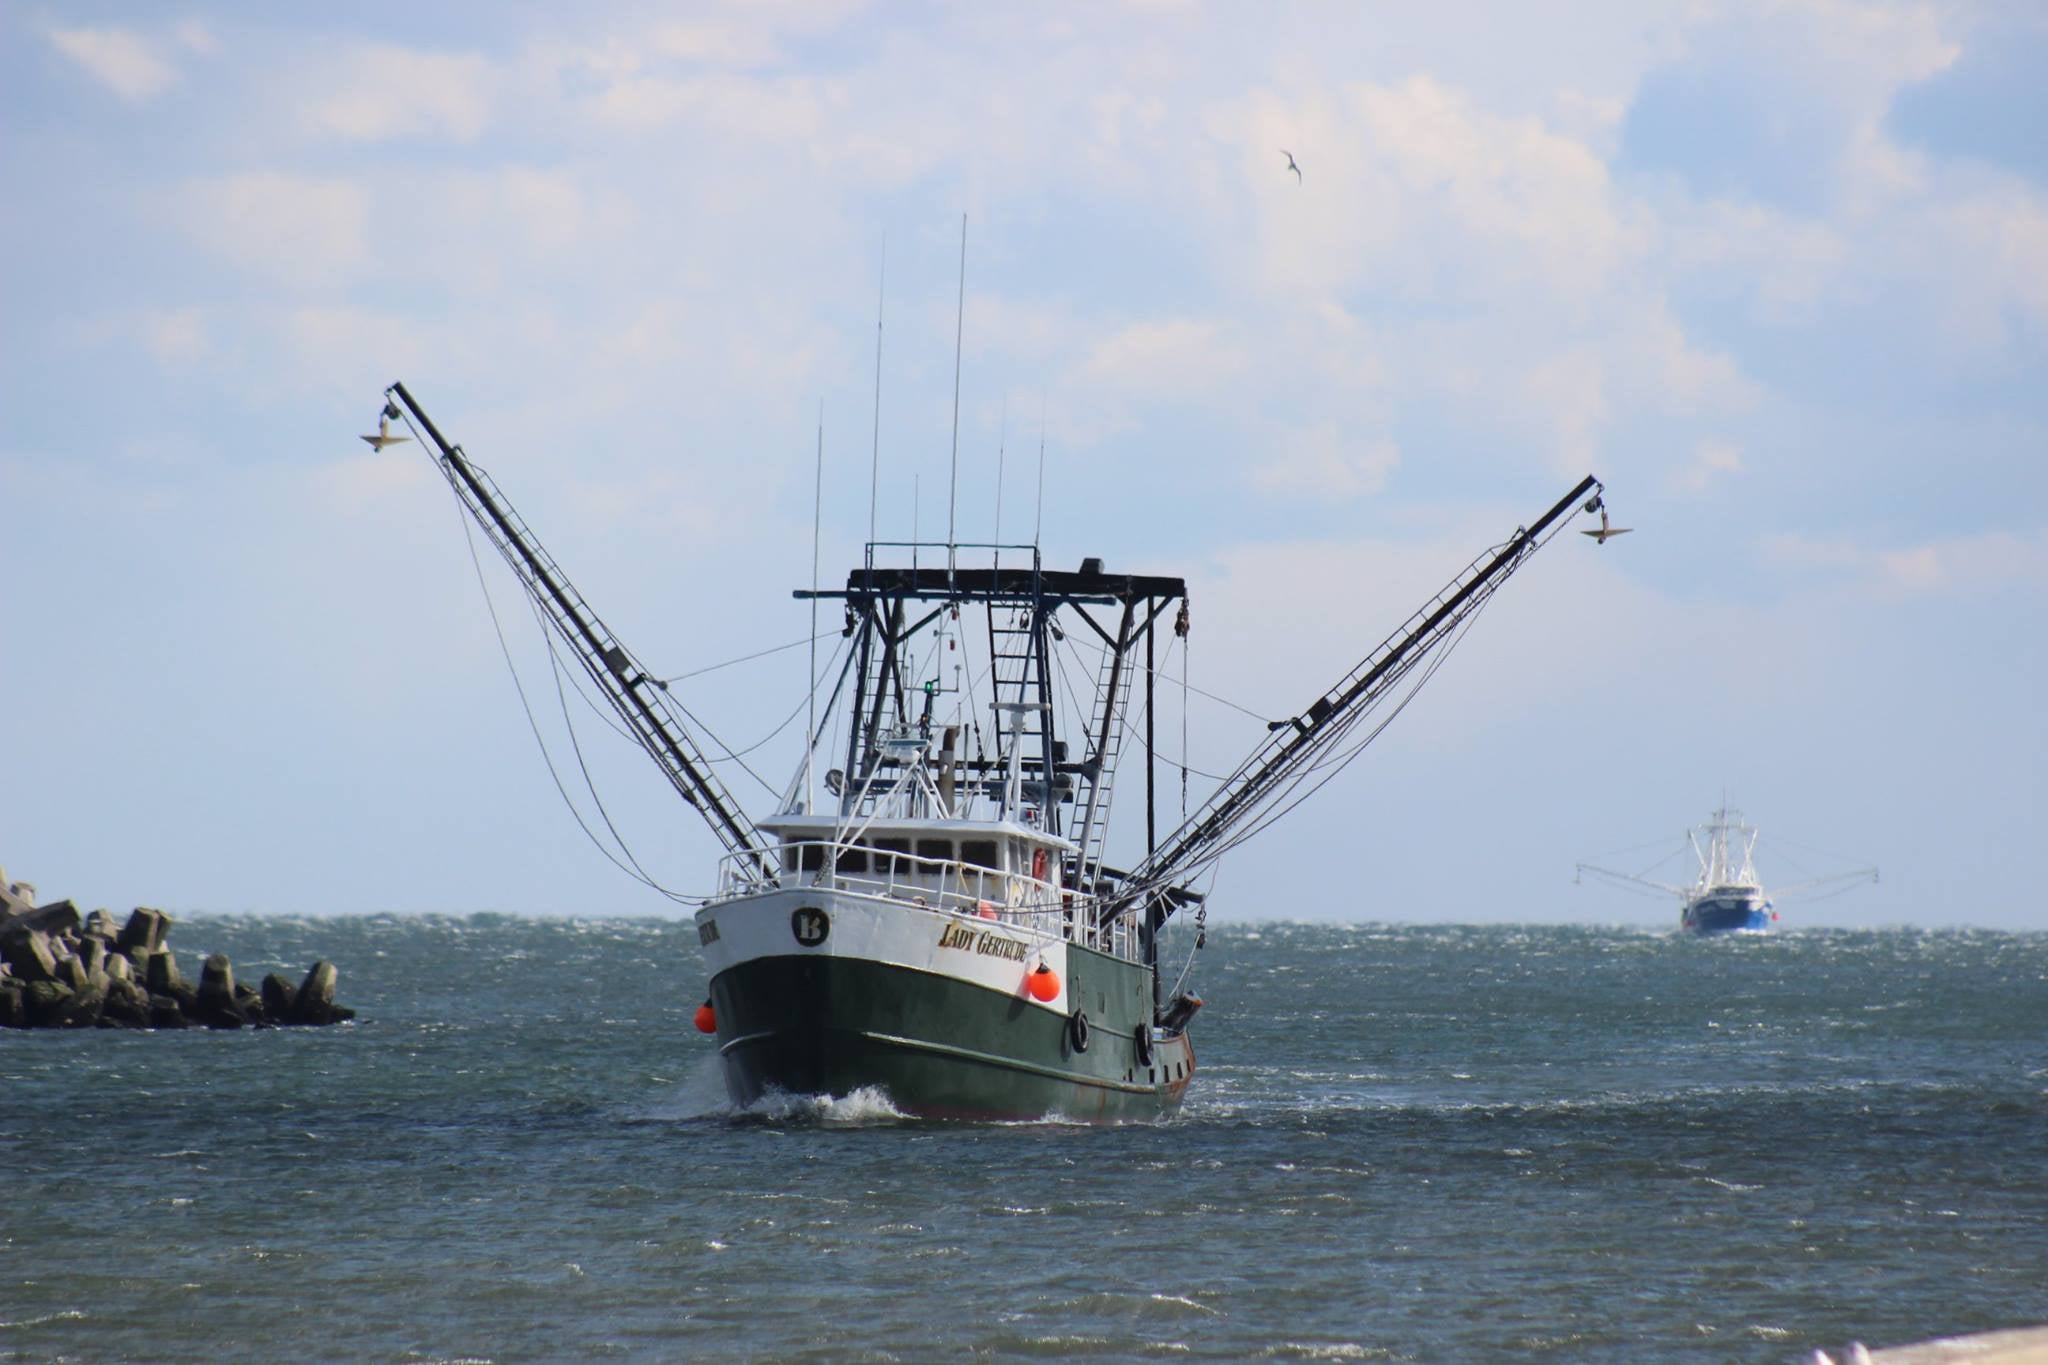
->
xmin=0 ymin=902 xmax=355 ymax=1031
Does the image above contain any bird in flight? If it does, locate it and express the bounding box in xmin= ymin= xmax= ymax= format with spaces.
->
xmin=1281 ymin=149 xmax=1302 ymax=184
xmin=359 ymin=411 xmax=411 ymax=451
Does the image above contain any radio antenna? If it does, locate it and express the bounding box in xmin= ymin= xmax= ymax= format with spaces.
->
xmin=993 ymin=395 xmax=1008 ymax=549
xmin=1033 ymin=390 xmax=1047 ymax=547
xmin=946 ymin=212 xmax=966 ymax=586
xmin=867 ymin=237 xmax=885 ymax=549
xmin=806 ymin=401 xmax=824 ymax=811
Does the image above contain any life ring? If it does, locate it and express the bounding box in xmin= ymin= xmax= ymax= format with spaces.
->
xmin=1068 ymin=1008 xmax=1090 ymax=1054
xmin=1031 ymin=847 xmax=1048 ymax=883
xmin=1133 ymin=1023 xmax=1153 ymax=1068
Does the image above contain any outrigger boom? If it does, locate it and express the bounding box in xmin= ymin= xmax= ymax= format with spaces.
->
xmin=384 ymin=382 xmax=773 ymax=877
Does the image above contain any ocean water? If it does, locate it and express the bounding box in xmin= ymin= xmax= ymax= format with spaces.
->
xmin=2 ymin=918 xmax=2044 ymax=1363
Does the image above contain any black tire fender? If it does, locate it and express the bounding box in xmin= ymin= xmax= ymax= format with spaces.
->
xmin=1068 ymin=1008 xmax=1090 ymax=1054
xmin=1134 ymin=1022 xmax=1154 ymax=1068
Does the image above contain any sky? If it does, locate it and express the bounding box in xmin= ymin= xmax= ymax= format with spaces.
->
xmin=2 ymin=1 xmax=2043 ymax=928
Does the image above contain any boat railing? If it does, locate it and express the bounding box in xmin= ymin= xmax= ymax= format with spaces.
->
xmin=713 ymin=840 xmax=1130 ymax=955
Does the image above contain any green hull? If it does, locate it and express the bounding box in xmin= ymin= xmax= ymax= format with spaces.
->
xmin=711 ymin=943 xmax=1193 ymax=1122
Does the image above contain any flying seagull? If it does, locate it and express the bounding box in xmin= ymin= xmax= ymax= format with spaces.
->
xmin=1581 ymin=507 xmax=1633 ymax=544
xmin=359 ymin=411 xmax=410 ymax=451
xmin=1281 ymin=149 xmax=1302 ymax=184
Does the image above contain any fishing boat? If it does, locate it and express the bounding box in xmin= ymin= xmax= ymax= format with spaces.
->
xmin=383 ymin=380 xmax=1606 ymax=1119
xmin=1577 ymin=806 xmax=1877 ymax=935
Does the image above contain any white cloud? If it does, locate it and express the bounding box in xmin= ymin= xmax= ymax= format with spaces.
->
xmin=139 ymin=309 xmax=209 ymax=367
xmin=48 ymin=26 xmax=179 ymax=102
xmin=1519 ymin=349 xmax=1609 ymax=474
xmin=1251 ymin=426 xmax=1398 ymax=500
xmin=1664 ymin=200 xmax=1849 ymax=321
xmin=1767 ymin=528 xmax=2048 ymax=597
xmin=649 ymin=20 xmax=782 ymax=67
xmin=306 ymin=45 xmax=494 ymax=142
xmin=179 ymin=174 xmax=371 ymax=288
xmin=173 ymin=21 xmax=220 ymax=57
xmin=584 ymin=71 xmax=831 ymax=145
xmin=1225 ymin=75 xmax=1639 ymax=305
xmin=1673 ymin=439 xmax=1743 ymax=494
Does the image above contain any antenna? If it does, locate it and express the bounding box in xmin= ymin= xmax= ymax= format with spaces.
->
xmin=806 ymin=401 xmax=824 ymax=812
xmin=1033 ymin=390 xmax=1047 ymax=548
xmin=993 ymin=395 xmax=1008 ymax=548
xmin=946 ymin=212 xmax=966 ymax=584
xmin=868 ymin=237 xmax=885 ymax=550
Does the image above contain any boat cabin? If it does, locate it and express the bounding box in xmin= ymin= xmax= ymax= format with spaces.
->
xmin=756 ymin=814 xmax=1073 ymax=923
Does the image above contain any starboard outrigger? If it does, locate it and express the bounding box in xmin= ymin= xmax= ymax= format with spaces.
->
xmin=385 ymin=380 xmax=1605 ymax=1119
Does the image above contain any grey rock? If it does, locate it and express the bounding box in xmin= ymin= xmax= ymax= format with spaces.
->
xmin=101 ymin=978 xmax=153 ymax=1028
xmin=144 ymin=950 xmax=184 ymax=996
xmin=0 ymin=984 xmax=23 ymax=1028
xmin=83 ymin=909 xmax=116 ymax=942
xmin=288 ymin=960 xmax=339 ymax=1025
xmin=195 ymin=952 xmax=246 ymax=1028
xmin=55 ymin=953 xmax=91 ymax=993
xmin=57 ymin=984 xmax=105 ymax=1028
xmin=105 ymin=952 xmax=133 ymax=984
xmin=0 ymin=929 xmax=58 ymax=984
xmin=197 ymin=952 xmax=236 ymax=998
xmin=24 ymin=980 xmax=73 ymax=1027
xmin=117 ymin=908 xmax=171 ymax=955
xmin=75 ymin=937 xmax=108 ymax=978
xmin=260 ymin=973 xmax=298 ymax=1020
xmin=147 ymin=993 xmax=189 ymax=1029
xmin=0 ymin=900 xmax=80 ymax=946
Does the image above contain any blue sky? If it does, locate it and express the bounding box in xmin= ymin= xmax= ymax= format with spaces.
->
xmin=3 ymin=2 xmax=2042 ymax=927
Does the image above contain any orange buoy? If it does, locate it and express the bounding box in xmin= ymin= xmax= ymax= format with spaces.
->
xmin=977 ymin=901 xmax=998 ymax=919
xmin=1026 ymin=963 xmax=1061 ymax=1002
xmin=694 ymin=999 xmax=717 ymax=1034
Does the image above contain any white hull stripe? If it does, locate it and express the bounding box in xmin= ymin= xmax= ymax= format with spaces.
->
xmin=697 ymin=888 xmax=1071 ymax=1014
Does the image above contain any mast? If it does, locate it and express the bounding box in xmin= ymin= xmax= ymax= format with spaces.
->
xmin=797 ymin=557 xmax=1182 ymax=836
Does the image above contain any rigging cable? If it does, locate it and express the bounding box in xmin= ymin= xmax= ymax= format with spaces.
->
xmin=451 ymin=494 xmax=705 ymax=905
xmin=659 ymin=631 xmax=837 ymax=685
xmin=535 ymin=598 xmax=697 ymax=903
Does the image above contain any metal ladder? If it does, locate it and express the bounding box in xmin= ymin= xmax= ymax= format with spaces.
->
xmin=1073 ymin=636 xmax=1136 ymax=890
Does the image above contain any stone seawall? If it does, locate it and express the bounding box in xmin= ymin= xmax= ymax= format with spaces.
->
xmin=0 ymin=903 xmax=354 ymax=1031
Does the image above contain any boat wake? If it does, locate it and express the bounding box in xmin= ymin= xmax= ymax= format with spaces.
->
xmin=735 ymin=1085 xmax=911 ymax=1126
xmin=635 ymin=1057 xmax=913 ymax=1126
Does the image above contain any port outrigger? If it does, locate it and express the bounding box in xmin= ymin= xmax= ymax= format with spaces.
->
xmin=385 ymin=379 xmax=1606 ymax=1119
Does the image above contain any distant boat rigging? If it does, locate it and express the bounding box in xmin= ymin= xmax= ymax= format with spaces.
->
xmin=1577 ymin=806 xmax=1877 ymax=934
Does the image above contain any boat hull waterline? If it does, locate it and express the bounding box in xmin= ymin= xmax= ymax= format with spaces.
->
xmin=697 ymin=890 xmax=1193 ymax=1121
xmin=1683 ymin=889 xmax=1774 ymax=935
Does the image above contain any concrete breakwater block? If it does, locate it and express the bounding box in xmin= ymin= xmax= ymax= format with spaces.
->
xmin=0 ymin=905 xmax=356 ymax=1032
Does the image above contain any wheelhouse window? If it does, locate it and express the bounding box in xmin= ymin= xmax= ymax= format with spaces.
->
xmin=798 ymin=843 xmax=825 ymax=872
xmin=915 ymin=838 xmax=952 ymax=864
xmin=836 ymin=847 xmax=868 ymax=874
xmin=871 ymin=837 xmax=910 ymax=874
xmin=961 ymin=839 xmax=1001 ymax=872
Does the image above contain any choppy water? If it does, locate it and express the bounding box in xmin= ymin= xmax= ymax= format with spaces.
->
xmin=3 ymin=918 xmax=2044 ymax=1362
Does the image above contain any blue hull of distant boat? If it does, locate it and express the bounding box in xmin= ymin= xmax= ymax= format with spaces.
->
xmin=1683 ymin=896 xmax=1772 ymax=935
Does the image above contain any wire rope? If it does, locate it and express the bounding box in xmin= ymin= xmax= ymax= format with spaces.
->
xmin=451 ymin=496 xmax=706 ymax=905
